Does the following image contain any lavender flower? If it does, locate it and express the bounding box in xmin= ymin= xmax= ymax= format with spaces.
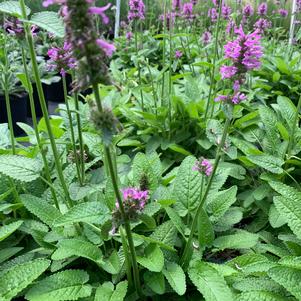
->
xmin=128 ymin=0 xmax=145 ymax=21
xmin=226 ymin=19 xmax=236 ymax=35
xmin=175 ymin=50 xmax=183 ymax=59
xmin=126 ymin=31 xmax=133 ymax=40
xmin=172 ymin=0 xmax=181 ymax=11
xmin=243 ymin=4 xmax=254 ymax=18
xmin=159 ymin=12 xmax=175 ymax=30
xmin=222 ymin=5 xmax=232 ymax=20
xmin=47 ymin=42 xmax=76 ymax=76
xmin=215 ymin=92 xmax=246 ymax=105
xmin=278 ymin=8 xmax=288 ymax=18
xmin=208 ymin=7 xmax=218 ymax=22
xmin=202 ymin=31 xmax=212 ymax=45
xmin=193 ymin=158 xmax=213 ymax=177
xmin=254 ymin=18 xmax=271 ymax=33
xmin=182 ymin=2 xmax=195 ymax=21
xmin=220 ymin=65 xmax=238 ymax=79
xmin=257 ymin=2 xmax=268 ymax=16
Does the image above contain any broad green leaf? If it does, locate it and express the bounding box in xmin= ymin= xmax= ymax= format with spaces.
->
xmin=98 ymin=250 xmax=120 ymax=274
xmin=277 ymin=96 xmax=296 ymax=129
xmin=52 ymin=239 xmax=103 ymax=263
xmin=0 ymin=253 xmax=35 ymax=271
xmin=25 ymin=270 xmax=92 ymax=301
xmin=143 ymin=271 xmax=165 ymax=295
xmin=69 ymin=182 xmax=97 ymax=201
xmin=0 ymin=221 xmax=23 ymax=241
xmin=247 ymin=155 xmax=284 ymax=174
xmin=29 ymin=12 xmax=64 ymax=38
xmin=21 ymin=194 xmax=62 ymax=227
xmin=137 ymin=244 xmax=164 ymax=272
xmin=269 ymin=204 xmax=286 ymax=228
xmin=270 ymin=181 xmax=301 ymax=239
xmin=0 ymin=0 xmax=30 ymax=17
xmin=207 ymin=186 xmax=237 ymax=223
xmin=0 ymin=247 xmax=23 ymax=265
xmin=54 ymin=202 xmax=110 ymax=227
xmin=150 ymin=221 xmax=177 ymax=248
xmin=0 ymin=155 xmax=43 ymax=182
xmin=0 ymin=259 xmax=50 ymax=301
xmin=94 ymin=281 xmax=128 ymax=301
xmin=173 ymin=156 xmax=202 ymax=216
xmin=213 ymin=230 xmax=259 ymax=250
xmin=236 ymin=291 xmax=288 ymax=301
xmin=189 ymin=261 xmax=234 ymax=301
xmin=268 ymin=266 xmax=301 ymax=299
xmin=165 ymin=206 xmax=186 ymax=238
xmin=279 ymin=256 xmax=301 ymax=269
xmin=162 ymin=262 xmax=186 ymax=296
xmin=198 ymin=208 xmax=215 ymax=247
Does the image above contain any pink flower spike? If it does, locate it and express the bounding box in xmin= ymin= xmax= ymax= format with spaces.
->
xmin=96 ymin=39 xmax=116 ymax=57
xmin=89 ymin=4 xmax=111 ymax=24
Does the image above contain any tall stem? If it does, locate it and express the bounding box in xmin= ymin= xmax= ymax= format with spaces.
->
xmin=180 ymin=116 xmax=232 ymax=269
xmin=21 ymin=47 xmax=59 ymax=209
xmin=19 ymin=0 xmax=73 ymax=208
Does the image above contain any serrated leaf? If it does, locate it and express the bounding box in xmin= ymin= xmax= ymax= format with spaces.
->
xmin=0 ymin=0 xmax=30 ymax=17
xmin=268 ymin=266 xmax=301 ymax=299
xmin=137 ymin=244 xmax=164 ymax=272
xmin=207 ymin=186 xmax=237 ymax=223
xmin=270 ymin=181 xmax=301 ymax=239
xmin=54 ymin=202 xmax=110 ymax=227
xmin=189 ymin=261 xmax=234 ymax=301
xmin=0 ymin=259 xmax=50 ymax=301
xmin=162 ymin=262 xmax=186 ymax=296
xmin=98 ymin=250 xmax=120 ymax=275
xmin=173 ymin=156 xmax=202 ymax=216
xmin=150 ymin=221 xmax=177 ymax=247
xmin=0 ymin=247 xmax=23 ymax=265
xmin=69 ymin=182 xmax=97 ymax=201
xmin=165 ymin=206 xmax=186 ymax=238
xmin=247 ymin=155 xmax=284 ymax=174
xmin=52 ymin=239 xmax=102 ymax=263
xmin=279 ymin=256 xmax=301 ymax=269
xmin=277 ymin=96 xmax=296 ymax=129
xmin=94 ymin=281 xmax=127 ymax=301
xmin=21 ymin=194 xmax=62 ymax=227
xmin=143 ymin=271 xmax=165 ymax=295
xmin=29 ymin=12 xmax=64 ymax=37
xmin=236 ymin=291 xmax=288 ymax=301
xmin=269 ymin=204 xmax=287 ymax=228
xmin=213 ymin=230 xmax=259 ymax=250
xmin=0 ymin=253 xmax=34 ymax=271
xmin=198 ymin=208 xmax=215 ymax=247
xmin=0 ymin=221 xmax=23 ymax=242
xmin=25 ymin=270 xmax=92 ymax=301
xmin=0 ymin=155 xmax=43 ymax=182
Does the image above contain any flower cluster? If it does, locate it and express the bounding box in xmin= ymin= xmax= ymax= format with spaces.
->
xmin=257 ymin=2 xmax=268 ymax=16
xmin=193 ymin=158 xmax=213 ymax=177
xmin=47 ymin=42 xmax=76 ymax=76
xmin=182 ymin=2 xmax=195 ymax=21
xmin=128 ymin=0 xmax=145 ymax=21
xmin=254 ymin=18 xmax=271 ymax=33
xmin=208 ymin=7 xmax=218 ymax=22
xmin=111 ymin=188 xmax=149 ymax=233
xmin=202 ymin=31 xmax=212 ymax=45
xmin=175 ymin=50 xmax=183 ymax=59
xmin=222 ymin=5 xmax=232 ymax=20
xmin=243 ymin=4 xmax=254 ymax=19
xmin=4 ymin=17 xmax=38 ymax=38
xmin=172 ymin=0 xmax=181 ymax=11
xmin=278 ymin=8 xmax=288 ymax=18
xmin=159 ymin=12 xmax=175 ymax=30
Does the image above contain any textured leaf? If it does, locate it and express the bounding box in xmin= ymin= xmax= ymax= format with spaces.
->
xmin=69 ymin=182 xmax=97 ymax=201
xmin=29 ymin=12 xmax=64 ymax=37
xmin=0 ymin=0 xmax=30 ymax=17
xmin=137 ymin=244 xmax=164 ymax=272
xmin=0 ymin=247 xmax=23 ymax=265
xmin=143 ymin=271 xmax=165 ymax=295
xmin=268 ymin=266 xmax=301 ymax=299
xmin=52 ymin=239 xmax=103 ymax=263
xmin=94 ymin=281 xmax=128 ymax=301
xmin=236 ymin=291 xmax=288 ymax=301
xmin=269 ymin=204 xmax=287 ymax=228
xmin=54 ymin=202 xmax=110 ymax=227
xmin=173 ymin=156 xmax=202 ymax=216
xmin=213 ymin=230 xmax=259 ymax=250
xmin=247 ymin=155 xmax=284 ymax=174
xmin=162 ymin=262 xmax=186 ymax=296
xmin=270 ymin=181 xmax=301 ymax=239
xmin=26 ymin=270 xmax=92 ymax=301
xmin=165 ymin=206 xmax=186 ymax=238
xmin=189 ymin=261 xmax=234 ymax=301
xmin=21 ymin=194 xmax=62 ymax=227
xmin=277 ymin=96 xmax=296 ymax=129
xmin=0 ymin=253 xmax=34 ymax=271
xmin=207 ymin=186 xmax=237 ymax=223
xmin=198 ymin=208 xmax=215 ymax=247
xmin=0 ymin=155 xmax=43 ymax=182
xmin=0 ymin=259 xmax=50 ymax=301
xmin=98 ymin=250 xmax=121 ymax=274
xmin=279 ymin=256 xmax=301 ymax=269
xmin=0 ymin=221 xmax=23 ymax=242
xmin=150 ymin=221 xmax=177 ymax=247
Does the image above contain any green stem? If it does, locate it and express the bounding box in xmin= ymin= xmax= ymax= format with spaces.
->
xmin=180 ymin=116 xmax=232 ymax=269
xmin=21 ymin=47 xmax=59 ymax=209
xmin=19 ymin=0 xmax=73 ymax=208
xmin=62 ymin=76 xmax=82 ymax=185
xmin=204 ymin=2 xmax=222 ymax=121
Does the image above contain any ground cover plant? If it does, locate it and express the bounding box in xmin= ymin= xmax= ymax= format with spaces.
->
xmin=0 ymin=0 xmax=301 ymax=300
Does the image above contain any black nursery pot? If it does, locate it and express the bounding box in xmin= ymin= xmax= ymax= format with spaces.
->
xmin=46 ymin=74 xmax=72 ymax=102
xmin=27 ymin=83 xmax=48 ymax=118
xmin=0 ymin=93 xmax=28 ymax=136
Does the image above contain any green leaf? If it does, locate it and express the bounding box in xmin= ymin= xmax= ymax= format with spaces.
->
xmin=0 ymin=155 xmax=43 ymax=182
xmin=268 ymin=266 xmax=301 ymax=299
xmin=25 ymin=270 xmax=92 ymax=301
xmin=94 ymin=281 xmax=128 ymax=301
xmin=52 ymin=239 xmax=103 ymax=263
xmin=143 ymin=272 xmax=165 ymax=295
xmin=29 ymin=12 xmax=64 ymax=38
xmin=269 ymin=204 xmax=287 ymax=228
xmin=150 ymin=221 xmax=177 ymax=248
xmin=279 ymin=256 xmax=301 ymax=269
xmin=0 ymin=259 xmax=50 ymax=301
xmin=21 ymin=194 xmax=62 ymax=227
xmin=165 ymin=206 xmax=186 ymax=238
xmin=0 ymin=0 xmax=30 ymax=17
xmin=137 ymin=244 xmax=164 ymax=272
xmin=69 ymin=182 xmax=97 ymax=201
xmin=98 ymin=250 xmax=120 ymax=275
xmin=173 ymin=156 xmax=202 ymax=216
xmin=247 ymin=155 xmax=284 ymax=174
xmin=236 ymin=291 xmax=288 ymax=301
xmin=277 ymin=96 xmax=296 ymax=129
xmin=189 ymin=261 xmax=234 ymax=301
xmin=207 ymin=186 xmax=237 ymax=223
xmin=0 ymin=247 xmax=23 ymax=265
xmin=213 ymin=230 xmax=259 ymax=250
xmin=270 ymin=181 xmax=301 ymax=239
xmin=162 ymin=262 xmax=186 ymax=296
xmin=0 ymin=221 xmax=23 ymax=242
xmin=54 ymin=202 xmax=110 ymax=227
xmin=198 ymin=208 xmax=215 ymax=247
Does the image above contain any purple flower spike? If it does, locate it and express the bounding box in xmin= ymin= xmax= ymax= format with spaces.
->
xmin=258 ymin=2 xmax=268 ymax=16
xmin=202 ymin=31 xmax=212 ymax=45
xmin=243 ymin=4 xmax=254 ymax=18
xmin=278 ymin=8 xmax=288 ymax=18
xmin=193 ymin=158 xmax=213 ymax=177
xmin=220 ymin=65 xmax=238 ymax=79
xmin=128 ymin=0 xmax=145 ymax=21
